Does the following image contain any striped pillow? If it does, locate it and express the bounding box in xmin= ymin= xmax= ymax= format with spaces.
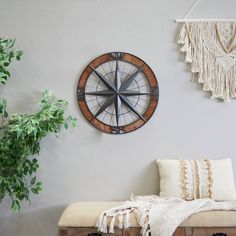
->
xmin=156 ymin=159 xmax=236 ymax=201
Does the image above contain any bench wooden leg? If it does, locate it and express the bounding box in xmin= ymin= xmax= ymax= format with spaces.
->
xmin=59 ymin=227 xmax=68 ymax=236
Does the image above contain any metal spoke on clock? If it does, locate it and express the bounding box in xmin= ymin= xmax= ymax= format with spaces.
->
xmin=86 ymin=96 xmax=104 ymax=103
xmin=134 ymin=74 xmax=146 ymax=83
xmin=108 ymin=61 xmax=113 ymax=75
xmin=127 ymin=64 xmax=136 ymax=77
xmin=119 ymin=64 xmax=145 ymax=91
xmin=128 ymin=110 xmax=135 ymax=121
xmin=122 ymin=61 xmax=126 ymax=82
xmin=128 ymin=98 xmax=146 ymax=109
xmin=121 ymin=105 xmax=127 ymax=124
xmin=90 ymin=103 xmax=102 ymax=111
xmin=95 ymin=95 xmax=116 ymax=117
xmin=102 ymin=104 xmax=112 ymax=122
xmin=100 ymin=64 xmax=111 ymax=80
xmin=89 ymin=66 xmax=116 ymax=92
xmin=136 ymin=96 xmax=148 ymax=102
xmin=87 ymin=84 xmax=105 ymax=90
xmin=85 ymin=90 xmax=115 ymax=96
xmin=120 ymin=90 xmax=150 ymax=96
xmin=109 ymin=105 xmax=115 ymax=125
xmin=119 ymin=94 xmax=146 ymax=122
xmin=128 ymin=84 xmax=148 ymax=91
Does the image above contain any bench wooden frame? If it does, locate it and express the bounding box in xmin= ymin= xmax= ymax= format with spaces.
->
xmin=58 ymin=227 xmax=236 ymax=236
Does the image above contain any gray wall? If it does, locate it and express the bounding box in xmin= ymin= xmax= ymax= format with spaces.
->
xmin=0 ymin=0 xmax=236 ymax=235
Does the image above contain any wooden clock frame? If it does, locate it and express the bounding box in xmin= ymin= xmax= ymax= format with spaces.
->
xmin=77 ymin=52 xmax=159 ymax=134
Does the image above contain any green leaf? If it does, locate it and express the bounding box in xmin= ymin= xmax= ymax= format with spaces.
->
xmin=30 ymin=176 xmax=36 ymax=185
xmin=64 ymin=122 xmax=68 ymax=129
xmin=0 ymin=90 xmax=76 ymax=212
xmin=71 ymin=118 xmax=77 ymax=127
xmin=36 ymin=186 xmax=42 ymax=192
xmin=3 ymin=110 xmax=8 ymax=118
xmin=36 ymin=181 xmax=42 ymax=187
xmin=31 ymin=188 xmax=39 ymax=194
xmin=16 ymin=50 xmax=23 ymax=60
xmin=11 ymin=200 xmax=21 ymax=212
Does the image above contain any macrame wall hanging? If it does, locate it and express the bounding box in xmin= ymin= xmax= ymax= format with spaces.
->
xmin=176 ymin=0 xmax=236 ymax=102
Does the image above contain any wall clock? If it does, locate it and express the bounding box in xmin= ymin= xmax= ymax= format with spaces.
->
xmin=77 ymin=52 xmax=159 ymax=134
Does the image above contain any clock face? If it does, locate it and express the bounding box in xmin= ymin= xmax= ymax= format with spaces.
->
xmin=77 ymin=52 xmax=159 ymax=134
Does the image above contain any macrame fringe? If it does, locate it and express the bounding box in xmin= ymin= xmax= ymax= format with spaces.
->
xmin=178 ymin=22 xmax=236 ymax=102
xmin=179 ymin=159 xmax=213 ymax=200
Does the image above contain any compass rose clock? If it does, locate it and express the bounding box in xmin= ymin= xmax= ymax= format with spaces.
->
xmin=77 ymin=52 xmax=159 ymax=134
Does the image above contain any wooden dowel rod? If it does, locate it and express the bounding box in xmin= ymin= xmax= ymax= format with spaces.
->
xmin=175 ymin=19 xmax=236 ymax=23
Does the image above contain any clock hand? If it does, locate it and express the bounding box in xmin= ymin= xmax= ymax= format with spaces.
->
xmin=114 ymin=60 xmax=122 ymax=126
xmin=89 ymin=66 xmax=116 ymax=92
xmin=119 ymin=94 xmax=146 ymax=122
xmin=85 ymin=90 xmax=115 ymax=96
xmin=114 ymin=94 xmax=121 ymax=126
xmin=120 ymin=91 xmax=150 ymax=96
xmin=119 ymin=64 xmax=145 ymax=91
xmin=114 ymin=60 xmax=121 ymax=91
xmin=95 ymin=95 xmax=116 ymax=118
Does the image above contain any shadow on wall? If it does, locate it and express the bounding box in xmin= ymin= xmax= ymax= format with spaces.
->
xmin=0 ymin=205 xmax=66 ymax=236
xmin=130 ymin=160 xmax=160 ymax=196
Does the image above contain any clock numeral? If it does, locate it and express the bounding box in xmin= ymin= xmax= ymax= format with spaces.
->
xmin=151 ymin=86 xmax=159 ymax=100
xmin=77 ymin=89 xmax=85 ymax=101
xmin=111 ymin=127 xmax=125 ymax=134
xmin=111 ymin=52 xmax=124 ymax=60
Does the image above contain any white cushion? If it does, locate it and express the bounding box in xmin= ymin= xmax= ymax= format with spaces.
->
xmin=58 ymin=201 xmax=236 ymax=227
xmin=157 ymin=159 xmax=236 ymax=201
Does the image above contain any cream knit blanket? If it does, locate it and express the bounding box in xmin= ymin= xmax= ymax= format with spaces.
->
xmin=97 ymin=195 xmax=236 ymax=236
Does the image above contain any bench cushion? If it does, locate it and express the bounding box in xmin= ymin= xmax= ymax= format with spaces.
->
xmin=58 ymin=201 xmax=236 ymax=228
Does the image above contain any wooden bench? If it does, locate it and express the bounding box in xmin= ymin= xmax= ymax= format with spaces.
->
xmin=58 ymin=202 xmax=236 ymax=236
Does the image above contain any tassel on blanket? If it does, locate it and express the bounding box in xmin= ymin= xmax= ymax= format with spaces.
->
xmin=124 ymin=210 xmax=131 ymax=228
xmin=97 ymin=195 xmax=236 ymax=236
xmin=118 ymin=211 xmax=123 ymax=229
xmin=102 ymin=215 xmax=108 ymax=233
xmin=109 ymin=216 xmax=115 ymax=233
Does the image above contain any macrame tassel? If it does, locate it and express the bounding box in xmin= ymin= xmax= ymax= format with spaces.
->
xmin=179 ymin=35 xmax=192 ymax=63
xmin=146 ymin=229 xmax=151 ymax=236
xmin=102 ymin=215 xmax=108 ymax=233
xmin=109 ymin=216 xmax=116 ymax=233
xmin=191 ymin=61 xmax=200 ymax=73
xmin=141 ymin=223 xmax=149 ymax=236
xmin=180 ymin=33 xmax=188 ymax=50
xmin=96 ymin=213 xmax=105 ymax=232
xmin=178 ymin=25 xmax=187 ymax=44
xmin=118 ymin=211 xmax=123 ymax=229
xmin=124 ymin=210 xmax=131 ymax=228
xmin=139 ymin=211 xmax=147 ymax=226
xmin=185 ymin=45 xmax=192 ymax=63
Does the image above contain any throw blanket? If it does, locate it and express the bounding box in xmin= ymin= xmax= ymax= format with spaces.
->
xmin=97 ymin=195 xmax=236 ymax=236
